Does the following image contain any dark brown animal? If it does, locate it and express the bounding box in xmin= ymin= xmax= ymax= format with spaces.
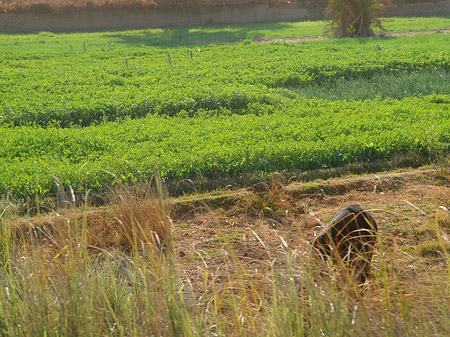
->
xmin=311 ymin=204 xmax=377 ymax=283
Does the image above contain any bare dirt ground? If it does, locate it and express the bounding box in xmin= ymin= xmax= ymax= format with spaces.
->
xmin=196 ymin=27 xmax=450 ymax=45
xmin=16 ymin=167 xmax=450 ymax=290
xmin=170 ymin=167 xmax=450 ymax=287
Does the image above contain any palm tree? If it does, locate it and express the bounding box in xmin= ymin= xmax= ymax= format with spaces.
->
xmin=326 ymin=0 xmax=386 ymax=37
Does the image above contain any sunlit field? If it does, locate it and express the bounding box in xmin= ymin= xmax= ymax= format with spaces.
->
xmin=0 ymin=15 xmax=450 ymax=336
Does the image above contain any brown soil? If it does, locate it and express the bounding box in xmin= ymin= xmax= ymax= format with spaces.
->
xmin=170 ymin=167 xmax=450 ymax=285
xmin=15 ymin=167 xmax=450 ymax=289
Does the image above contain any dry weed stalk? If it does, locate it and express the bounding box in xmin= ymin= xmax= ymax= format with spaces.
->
xmin=251 ymin=176 xmax=293 ymax=223
xmin=111 ymin=184 xmax=173 ymax=252
xmin=10 ymin=178 xmax=173 ymax=257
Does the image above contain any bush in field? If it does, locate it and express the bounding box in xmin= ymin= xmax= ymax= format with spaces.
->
xmin=326 ymin=0 xmax=385 ymax=37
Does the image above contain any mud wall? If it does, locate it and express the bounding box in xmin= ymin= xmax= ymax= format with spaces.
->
xmin=0 ymin=1 xmax=448 ymax=33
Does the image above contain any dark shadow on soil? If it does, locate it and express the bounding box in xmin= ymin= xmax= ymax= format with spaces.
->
xmin=101 ymin=21 xmax=316 ymax=47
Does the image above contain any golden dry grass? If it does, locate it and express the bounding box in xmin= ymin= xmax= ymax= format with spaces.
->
xmin=2 ymin=167 xmax=449 ymax=335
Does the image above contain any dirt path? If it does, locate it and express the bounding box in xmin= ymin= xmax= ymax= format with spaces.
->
xmin=196 ymin=27 xmax=450 ymax=44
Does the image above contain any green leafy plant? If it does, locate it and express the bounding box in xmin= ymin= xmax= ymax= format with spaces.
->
xmin=1 ymin=23 xmax=449 ymax=201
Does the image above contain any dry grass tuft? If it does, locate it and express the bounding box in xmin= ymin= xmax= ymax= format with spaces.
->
xmin=431 ymin=150 xmax=450 ymax=180
xmin=11 ymin=180 xmax=173 ymax=256
xmin=110 ymin=184 xmax=172 ymax=252
xmin=250 ymin=176 xmax=294 ymax=221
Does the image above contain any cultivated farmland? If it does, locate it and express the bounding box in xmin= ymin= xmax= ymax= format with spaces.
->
xmin=1 ymin=17 xmax=450 ymax=336
xmin=0 ymin=19 xmax=450 ymax=200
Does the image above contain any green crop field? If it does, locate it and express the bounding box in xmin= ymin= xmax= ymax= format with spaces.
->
xmin=1 ymin=16 xmax=450 ymax=201
xmin=1 ymin=16 xmax=450 ymax=337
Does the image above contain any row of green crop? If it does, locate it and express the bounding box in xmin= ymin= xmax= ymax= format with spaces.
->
xmin=1 ymin=22 xmax=450 ymax=201
xmin=1 ymin=95 xmax=449 ymax=199
xmin=296 ymin=68 xmax=450 ymax=101
xmin=1 ymin=33 xmax=449 ymax=127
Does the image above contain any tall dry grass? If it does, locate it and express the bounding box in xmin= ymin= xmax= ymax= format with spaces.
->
xmin=0 ymin=179 xmax=449 ymax=336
